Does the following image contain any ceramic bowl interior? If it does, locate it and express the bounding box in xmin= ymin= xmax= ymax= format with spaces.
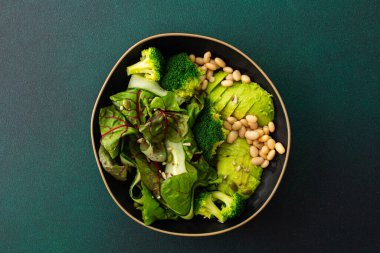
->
xmin=91 ymin=33 xmax=290 ymax=236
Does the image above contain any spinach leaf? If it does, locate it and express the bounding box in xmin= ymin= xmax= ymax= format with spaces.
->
xmin=134 ymin=153 xmax=162 ymax=198
xmin=98 ymin=145 xmax=128 ymax=181
xmin=99 ymin=106 xmax=137 ymax=159
xmin=140 ymin=184 xmax=178 ymax=225
xmin=160 ymin=162 xmax=198 ymax=216
xmin=110 ymin=88 xmax=155 ymax=126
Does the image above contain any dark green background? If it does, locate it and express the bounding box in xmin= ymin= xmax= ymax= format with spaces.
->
xmin=1 ymin=0 xmax=379 ymax=252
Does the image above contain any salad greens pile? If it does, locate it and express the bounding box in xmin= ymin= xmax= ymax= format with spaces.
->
xmin=98 ymin=47 xmax=268 ymax=225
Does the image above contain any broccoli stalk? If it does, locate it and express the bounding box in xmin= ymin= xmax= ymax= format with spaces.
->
xmin=194 ymin=191 xmax=245 ymax=223
xmin=212 ymin=191 xmax=244 ymax=219
xmin=194 ymin=191 xmax=226 ymax=222
xmin=126 ymin=47 xmax=164 ymax=81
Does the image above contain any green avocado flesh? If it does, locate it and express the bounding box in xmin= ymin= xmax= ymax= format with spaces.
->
xmin=208 ymin=81 xmax=274 ymax=126
xmin=205 ymin=71 xmax=228 ymax=94
xmin=216 ymin=138 xmax=263 ymax=199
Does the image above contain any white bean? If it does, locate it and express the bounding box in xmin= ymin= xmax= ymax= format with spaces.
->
xmin=268 ymin=122 xmax=275 ymax=132
xmin=267 ymin=138 xmax=276 ymax=150
xmin=253 ymin=141 xmax=264 ymax=149
xmin=240 ymin=119 xmax=248 ymax=127
xmin=263 ymin=126 xmax=270 ymax=135
xmin=221 ymin=80 xmax=233 ymax=87
xmin=246 ymin=139 xmax=253 ymax=144
xmin=204 ymin=51 xmax=211 ymax=59
xmin=245 ymin=130 xmax=259 ymax=140
xmin=251 ymin=157 xmax=264 ymax=165
xmin=226 ymin=74 xmax=234 ymax=81
xmin=223 ymin=121 xmax=232 ymax=130
xmin=241 ymin=74 xmax=251 ymax=83
xmin=232 ymin=121 xmax=242 ymax=131
xmin=249 ymin=146 xmax=259 ymax=157
xmin=189 ymin=54 xmax=195 ymax=62
xmin=206 ymin=70 xmax=214 ymax=81
xmin=195 ymin=57 xmax=204 ymax=65
xmin=261 ymin=145 xmax=269 ymax=154
xmin=259 ymin=135 xmax=270 ymax=142
xmin=232 ymin=70 xmax=241 ymax=81
xmin=205 ymin=62 xmax=217 ymax=71
xmin=227 ymin=131 xmax=238 ymax=143
xmin=267 ymin=149 xmax=276 ymax=161
xmin=214 ymin=57 xmax=226 ymax=68
xmin=227 ymin=116 xmax=237 ymax=124
xmin=261 ymin=160 xmax=269 ymax=168
xmin=246 ymin=115 xmax=257 ymax=123
xmin=239 ymin=126 xmax=246 ymax=138
xmin=201 ymin=80 xmax=208 ymax=90
xmin=223 ymin=66 xmax=233 ymax=73
xmin=248 ymin=121 xmax=258 ymax=130
xmin=256 ymin=129 xmax=264 ymax=137
xmin=275 ymin=142 xmax=286 ymax=154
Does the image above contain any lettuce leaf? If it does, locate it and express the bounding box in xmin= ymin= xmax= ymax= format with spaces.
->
xmin=99 ymin=106 xmax=137 ymax=159
xmin=110 ymin=88 xmax=155 ymax=126
xmin=98 ymin=145 xmax=128 ymax=181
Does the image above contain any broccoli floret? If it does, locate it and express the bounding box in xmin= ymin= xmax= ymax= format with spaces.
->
xmin=126 ymin=47 xmax=164 ymax=81
xmin=193 ymin=99 xmax=228 ymax=162
xmin=194 ymin=191 xmax=245 ymax=223
xmin=161 ymin=53 xmax=202 ymax=99
xmin=212 ymin=191 xmax=245 ymax=219
xmin=194 ymin=191 xmax=226 ymax=223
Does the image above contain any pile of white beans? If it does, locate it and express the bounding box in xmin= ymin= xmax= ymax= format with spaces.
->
xmin=224 ymin=115 xmax=285 ymax=168
xmin=189 ymin=51 xmax=286 ymax=169
xmin=189 ymin=51 xmax=252 ymax=91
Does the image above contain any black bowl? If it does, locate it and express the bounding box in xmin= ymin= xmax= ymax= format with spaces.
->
xmin=91 ymin=33 xmax=291 ymax=236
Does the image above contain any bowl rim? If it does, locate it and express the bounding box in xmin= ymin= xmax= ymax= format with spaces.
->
xmin=91 ymin=32 xmax=291 ymax=237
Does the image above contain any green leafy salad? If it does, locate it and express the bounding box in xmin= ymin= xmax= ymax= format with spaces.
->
xmin=98 ymin=47 xmax=284 ymax=225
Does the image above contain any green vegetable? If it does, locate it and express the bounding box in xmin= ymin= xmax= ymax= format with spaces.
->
xmin=99 ymin=106 xmax=138 ymax=158
xmin=194 ymin=191 xmax=244 ymax=223
xmin=98 ymin=145 xmax=128 ymax=181
xmin=139 ymin=110 xmax=189 ymax=144
xmin=161 ymin=162 xmax=198 ymax=216
xmin=205 ymin=71 xmax=228 ymax=94
xmin=161 ymin=53 xmax=202 ymax=99
xmin=126 ymin=47 xmax=164 ymax=81
xmin=194 ymin=191 xmax=225 ymax=222
xmin=212 ymin=191 xmax=245 ymax=219
xmin=149 ymin=91 xmax=183 ymax=112
xmin=110 ymin=89 xmax=155 ymax=126
xmin=185 ymin=94 xmax=205 ymax=128
xmin=193 ymin=99 xmax=228 ymax=162
xmin=139 ymin=184 xmax=178 ymax=225
xmin=216 ymin=138 xmax=263 ymax=199
xmin=133 ymin=152 xmax=162 ymax=199
xmin=129 ymin=169 xmax=143 ymax=204
xmin=139 ymin=141 xmax=167 ymax=162
xmin=128 ymin=74 xmax=168 ymax=96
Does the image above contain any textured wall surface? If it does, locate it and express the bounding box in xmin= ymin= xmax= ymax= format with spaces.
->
xmin=1 ymin=0 xmax=379 ymax=252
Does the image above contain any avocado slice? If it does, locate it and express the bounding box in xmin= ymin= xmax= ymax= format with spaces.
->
xmin=220 ymin=83 xmax=251 ymax=119
xmin=245 ymin=83 xmax=274 ymax=126
xmin=205 ymin=71 xmax=228 ymax=94
xmin=213 ymin=82 xmax=242 ymax=112
xmin=232 ymin=83 xmax=267 ymax=119
xmin=208 ymin=84 xmax=228 ymax=103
